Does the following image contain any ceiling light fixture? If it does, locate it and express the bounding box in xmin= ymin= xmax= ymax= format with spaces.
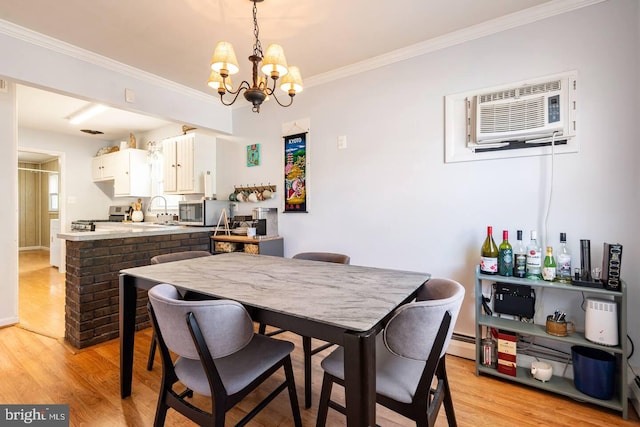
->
xmin=207 ymin=0 xmax=303 ymax=113
xmin=67 ymin=103 xmax=108 ymax=125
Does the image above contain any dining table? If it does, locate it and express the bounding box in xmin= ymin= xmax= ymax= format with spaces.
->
xmin=119 ymin=252 xmax=430 ymax=426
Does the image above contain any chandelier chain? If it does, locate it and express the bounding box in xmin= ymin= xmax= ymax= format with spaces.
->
xmin=252 ymin=1 xmax=263 ymax=59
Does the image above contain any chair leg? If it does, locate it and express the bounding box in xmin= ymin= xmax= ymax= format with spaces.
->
xmin=147 ymin=332 xmax=157 ymax=371
xmin=258 ymin=323 xmax=267 ymax=335
xmin=303 ymin=336 xmax=313 ymax=408
xmin=153 ymin=387 xmax=169 ymax=427
xmin=438 ymin=358 xmax=457 ymax=427
xmin=316 ymin=372 xmax=336 ymax=427
xmin=283 ymin=356 xmax=303 ymax=427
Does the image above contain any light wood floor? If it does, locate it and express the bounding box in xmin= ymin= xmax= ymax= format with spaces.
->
xmin=8 ymin=250 xmax=638 ymax=426
xmin=18 ymin=249 xmax=65 ymax=338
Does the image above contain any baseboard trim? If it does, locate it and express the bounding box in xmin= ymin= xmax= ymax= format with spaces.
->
xmin=448 ymin=335 xmax=475 ymax=360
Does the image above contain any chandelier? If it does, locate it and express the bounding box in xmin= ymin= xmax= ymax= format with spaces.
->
xmin=207 ymin=0 xmax=303 ymax=113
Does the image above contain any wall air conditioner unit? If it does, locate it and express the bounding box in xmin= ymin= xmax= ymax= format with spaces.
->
xmin=466 ymin=72 xmax=577 ymax=148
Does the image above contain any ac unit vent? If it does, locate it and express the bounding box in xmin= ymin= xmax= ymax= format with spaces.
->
xmin=480 ymin=97 xmax=546 ymax=133
xmin=466 ymin=73 xmax=576 ymax=145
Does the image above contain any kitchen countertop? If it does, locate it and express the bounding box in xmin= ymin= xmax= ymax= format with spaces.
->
xmin=57 ymin=222 xmax=217 ymax=241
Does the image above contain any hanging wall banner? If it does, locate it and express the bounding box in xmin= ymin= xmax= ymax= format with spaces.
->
xmin=284 ymin=132 xmax=308 ymax=212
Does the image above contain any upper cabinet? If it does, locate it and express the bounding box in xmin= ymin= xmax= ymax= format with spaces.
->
xmin=162 ymin=133 xmax=216 ymax=195
xmin=92 ymin=149 xmax=151 ymax=197
xmin=91 ymin=151 xmax=117 ymax=181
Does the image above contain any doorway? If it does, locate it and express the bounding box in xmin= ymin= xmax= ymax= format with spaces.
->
xmin=17 ymin=150 xmax=65 ymax=338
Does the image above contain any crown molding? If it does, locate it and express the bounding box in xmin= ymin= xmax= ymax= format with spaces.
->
xmin=305 ymin=0 xmax=606 ymax=88
xmin=0 ymin=18 xmax=217 ymax=103
xmin=0 ymin=0 xmax=606 ymax=94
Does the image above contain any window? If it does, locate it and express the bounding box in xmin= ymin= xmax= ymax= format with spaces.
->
xmin=48 ymin=173 xmax=59 ymax=212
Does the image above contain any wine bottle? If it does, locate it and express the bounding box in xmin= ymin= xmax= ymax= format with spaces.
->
xmin=480 ymin=226 xmax=498 ymax=275
xmin=542 ymin=246 xmax=556 ymax=282
xmin=556 ymin=232 xmax=572 ymax=283
xmin=525 ymin=230 xmax=542 ymax=280
xmin=498 ymin=230 xmax=513 ymax=276
xmin=542 ymin=246 xmax=557 ymax=281
xmin=513 ymin=230 xmax=526 ymax=278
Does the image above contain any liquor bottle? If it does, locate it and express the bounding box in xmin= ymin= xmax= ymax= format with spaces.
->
xmin=542 ymin=246 xmax=557 ymax=281
xmin=556 ymin=232 xmax=572 ymax=283
xmin=498 ymin=230 xmax=513 ymax=276
xmin=480 ymin=226 xmax=498 ymax=275
xmin=513 ymin=230 xmax=527 ymax=278
xmin=525 ymin=230 xmax=542 ymax=280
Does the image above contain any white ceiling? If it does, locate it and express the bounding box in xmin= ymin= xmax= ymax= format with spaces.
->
xmin=3 ymin=0 xmax=560 ymax=160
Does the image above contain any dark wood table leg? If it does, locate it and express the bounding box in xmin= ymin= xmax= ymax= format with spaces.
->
xmin=343 ymin=329 xmax=376 ymax=426
xmin=119 ymin=274 xmax=137 ymax=398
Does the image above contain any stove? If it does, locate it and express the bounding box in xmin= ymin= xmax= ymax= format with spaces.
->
xmin=108 ymin=205 xmax=132 ymax=222
xmin=71 ymin=205 xmax=131 ymax=231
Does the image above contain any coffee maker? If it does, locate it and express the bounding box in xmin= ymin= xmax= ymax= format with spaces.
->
xmin=252 ymin=207 xmax=278 ymax=237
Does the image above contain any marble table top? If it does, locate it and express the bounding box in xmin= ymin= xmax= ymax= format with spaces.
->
xmin=121 ymin=252 xmax=431 ymax=332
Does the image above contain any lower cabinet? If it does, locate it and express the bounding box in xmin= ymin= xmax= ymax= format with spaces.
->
xmin=475 ymin=267 xmax=628 ymax=418
xmin=211 ymin=235 xmax=283 ymax=257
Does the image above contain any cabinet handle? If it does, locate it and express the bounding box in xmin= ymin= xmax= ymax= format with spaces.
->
xmin=177 ymin=163 xmax=181 ymax=167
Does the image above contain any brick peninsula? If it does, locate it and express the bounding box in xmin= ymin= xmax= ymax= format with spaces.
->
xmin=57 ymin=224 xmax=213 ymax=348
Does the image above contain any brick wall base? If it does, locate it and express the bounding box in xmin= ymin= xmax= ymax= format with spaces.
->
xmin=64 ymin=232 xmax=211 ymax=349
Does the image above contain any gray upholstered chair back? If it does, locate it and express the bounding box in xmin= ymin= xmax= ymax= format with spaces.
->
xmin=148 ymin=284 xmax=254 ymax=360
xmin=292 ymin=252 xmax=350 ymax=264
xmin=384 ymin=278 xmax=465 ymax=361
xmin=150 ymin=251 xmax=212 ymax=264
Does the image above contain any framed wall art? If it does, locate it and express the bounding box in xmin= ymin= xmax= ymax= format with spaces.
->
xmin=283 ymin=132 xmax=307 ymax=212
xmin=247 ymin=144 xmax=260 ymax=167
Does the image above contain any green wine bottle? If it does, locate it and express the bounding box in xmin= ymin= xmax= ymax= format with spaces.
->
xmin=480 ymin=226 xmax=498 ymax=275
xmin=498 ymin=230 xmax=513 ymax=276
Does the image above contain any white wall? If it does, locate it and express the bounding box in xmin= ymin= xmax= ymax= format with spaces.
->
xmin=0 ymin=83 xmax=18 ymax=325
xmin=229 ymin=1 xmax=640 ymax=364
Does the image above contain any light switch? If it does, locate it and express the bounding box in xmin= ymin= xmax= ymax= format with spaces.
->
xmin=337 ymin=135 xmax=347 ymax=149
xmin=125 ymin=88 xmax=136 ymax=103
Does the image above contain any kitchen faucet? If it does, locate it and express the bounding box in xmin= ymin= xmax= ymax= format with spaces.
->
xmin=148 ymin=195 xmax=168 ymax=214
xmin=148 ymin=195 xmax=173 ymax=224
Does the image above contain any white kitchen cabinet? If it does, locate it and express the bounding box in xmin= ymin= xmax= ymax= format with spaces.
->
xmin=91 ymin=151 xmax=117 ymax=181
xmin=162 ymin=133 xmax=216 ymax=195
xmin=92 ymin=149 xmax=151 ymax=197
xmin=113 ymin=149 xmax=151 ymax=197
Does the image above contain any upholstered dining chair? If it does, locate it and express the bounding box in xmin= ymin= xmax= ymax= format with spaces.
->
xmin=148 ymin=283 xmax=302 ymax=427
xmin=315 ymin=278 xmax=465 ymax=427
xmin=147 ymin=250 xmax=213 ymax=370
xmin=258 ymin=251 xmax=350 ymax=409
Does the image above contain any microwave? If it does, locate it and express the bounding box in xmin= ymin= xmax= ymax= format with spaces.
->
xmin=178 ymin=200 xmax=228 ymax=226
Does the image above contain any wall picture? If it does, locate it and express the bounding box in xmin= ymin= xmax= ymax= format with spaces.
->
xmin=284 ymin=133 xmax=307 ymax=212
xmin=247 ymin=144 xmax=260 ymax=167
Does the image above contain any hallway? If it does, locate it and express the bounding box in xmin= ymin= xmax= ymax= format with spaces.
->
xmin=18 ymin=249 xmax=65 ymax=338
